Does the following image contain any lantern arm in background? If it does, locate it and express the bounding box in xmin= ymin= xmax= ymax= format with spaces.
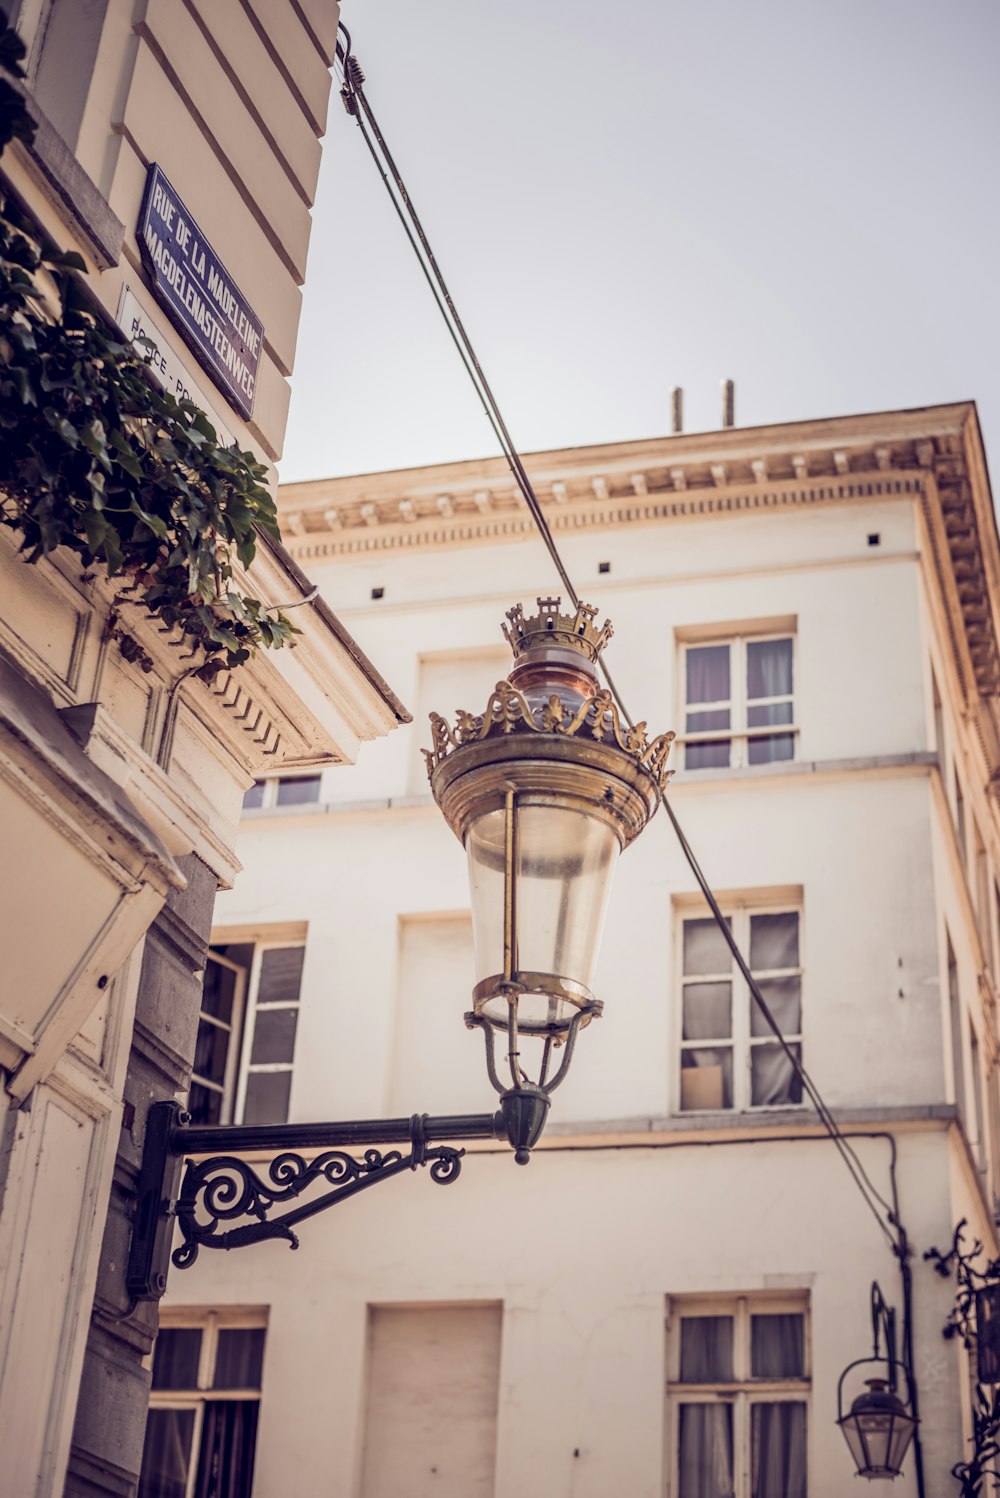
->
xmin=925 ymin=1219 xmax=1000 ymax=1494
xmin=836 ymin=1282 xmax=919 ymax=1481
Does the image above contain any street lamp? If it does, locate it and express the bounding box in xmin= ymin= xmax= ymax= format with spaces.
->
xmin=837 ymin=1282 xmax=918 ymax=1480
xmin=426 ymin=597 xmax=673 ymax=1159
xmin=127 ymin=599 xmax=673 ymax=1298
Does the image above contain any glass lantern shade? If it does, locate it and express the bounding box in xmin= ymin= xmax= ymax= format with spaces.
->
xmin=838 ymin=1381 xmax=917 ymax=1480
xmin=466 ymin=799 xmax=620 ymax=1033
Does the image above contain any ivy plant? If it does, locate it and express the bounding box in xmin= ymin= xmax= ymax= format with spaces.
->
xmin=0 ymin=14 xmax=295 ymax=676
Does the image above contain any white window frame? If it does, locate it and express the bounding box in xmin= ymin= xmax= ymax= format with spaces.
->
xmin=143 ymin=1310 xmax=267 ymax=1498
xmin=678 ymin=632 xmax=797 ymax=771
xmin=243 ymin=774 xmax=323 ymax=811
xmin=665 ymin=1294 xmax=810 ymax=1498
xmin=190 ymin=939 xmax=305 ymax=1126
xmin=189 ymin=951 xmax=248 ymax=1126
xmin=676 ymin=903 xmax=803 ymax=1114
xmin=233 ymin=940 xmax=305 ymax=1124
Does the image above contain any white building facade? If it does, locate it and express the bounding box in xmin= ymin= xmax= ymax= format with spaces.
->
xmin=158 ymin=403 xmax=1000 ymax=1498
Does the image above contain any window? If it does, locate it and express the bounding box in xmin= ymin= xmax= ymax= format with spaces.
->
xmin=241 ymin=775 xmax=322 ymax=811
xmin=947 ymin=934 xmax=967 ymax=1129
xmin=681 ymin=636 xmax=794 ymax=771
xmin=955 ymin=772 xmax=968 ymax=869
xmin=678 ymin=907 xmax=802 ymax=1112
xmin=974 ymin=823 xmax=994 ymax=973
xmin=138 ymin=1313 xmax=266 ymax=1498
xmin=667 ymin=1296 xmax=808 ymax=1498
xmin=932 ymin=670 xmax=945 ymax=760
xmin=189 ymin=940 xmax=305 ymax=1126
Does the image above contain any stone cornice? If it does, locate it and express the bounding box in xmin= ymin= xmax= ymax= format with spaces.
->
xmin=279 ymin=403 xmax=1000 ymax=714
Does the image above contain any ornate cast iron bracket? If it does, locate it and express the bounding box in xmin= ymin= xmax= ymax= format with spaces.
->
xmin=925 ymin=1218 xmax=1000 ymax=1494
xmin=127 ymin=1100 xmax=508 ymax=1302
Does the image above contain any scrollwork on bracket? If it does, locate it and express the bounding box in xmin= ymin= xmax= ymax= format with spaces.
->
xmin=172 ymin=1142 xmax=464 ymax=1269
xmin=423 ymin=679 xmax=675 ymax=788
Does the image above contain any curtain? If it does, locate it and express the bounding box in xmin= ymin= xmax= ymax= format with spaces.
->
xmin=750 ymin=1043 xmax=802 ymax=1106
xmin=151 ymin=1328 xmax=202 ymax=1390
xmin=680 ymin=1317 xmax=734 ymax=1382
xmin=749 ymin=913 xmax=799 ymax=972
xmin=194 ymin=1400 xmax=260 ymax=1498
xmin=746 ymin=639 xmax=792 ymax=701
xmin=213 ymin=1329 xmax=266 ymax=1390
xmin=687 ymin=645 xmax=730 ymax=705
xmin=679 ymin=1404 xmax=734 ymax=1498
xmin=751 ymin=1315 xmax=804 ymax=1378
xmin=137 ymin=1409 xmax=196 ymax=1498
xmin=751 ymin=1402 xmax=806 ymax=1498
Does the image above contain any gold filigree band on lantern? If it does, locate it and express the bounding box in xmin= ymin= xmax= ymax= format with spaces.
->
xmin=423 ymin=677 xmax=675 ymax=788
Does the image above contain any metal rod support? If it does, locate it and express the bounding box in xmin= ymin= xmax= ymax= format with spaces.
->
xmin=175 ymin=1110 xmax=506 ymax=1156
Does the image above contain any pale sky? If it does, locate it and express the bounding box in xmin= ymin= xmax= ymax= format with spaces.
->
xmin=279 ymin=0 xmax=1000 ymax=486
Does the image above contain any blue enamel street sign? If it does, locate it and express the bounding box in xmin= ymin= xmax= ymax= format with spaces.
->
xmin=138 ymin=164 xmax=263 ymax=421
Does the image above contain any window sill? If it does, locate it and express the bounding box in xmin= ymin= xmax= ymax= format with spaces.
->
xmin=675 ymin=750 xmax=937 ymax=785
xmin=6 ymin=87 xmax=124 ymax=268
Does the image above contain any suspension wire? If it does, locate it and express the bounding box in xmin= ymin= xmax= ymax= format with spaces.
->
xmin=333 ymin=32 xmax=900 ymax=1254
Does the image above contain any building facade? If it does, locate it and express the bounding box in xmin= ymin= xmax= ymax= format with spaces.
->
xmin=160 ymin=403 xmax=1000 ymax=1497
xmin=0 ymin=5 xmax=408 ymax=1496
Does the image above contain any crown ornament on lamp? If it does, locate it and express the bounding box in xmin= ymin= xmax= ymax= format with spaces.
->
xmin=425 ymin=598 xmax=674 ymax=1162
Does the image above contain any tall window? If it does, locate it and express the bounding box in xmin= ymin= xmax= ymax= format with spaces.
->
xmin=138 ymin=1314 xmax=266 ymax=1498
xmin=682 ymin=636 xmax=795 ymax=771
xmin=190 ymin=940 xmax=306 ymax=1126
xmin=975 ymin=823 xmax=994 ymax=974
xmin=955 ymin=772 xmax=968 ymax=870
xmin=947 ymin=934 xmax=967 ymax=1128
xmin=667 ymin=1296 xmax=808 ymax=1498
xmin=679 ymin=907 xmax=802 ymax=1112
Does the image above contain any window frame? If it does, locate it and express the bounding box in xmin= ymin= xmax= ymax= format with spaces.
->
xmin=676 ymin=903 xmax=804 ymax=1115
xmin=141 ymin=1310 xmax=267 ymax=1498
xmin=678 ymin=632 xmax=798 ymax=772
xmin=666 ymin=1294 xmax=810 ymax=1498
xmin=190 ymin=938 xmax=306 ymax=1127
xmin=242 ymin=774 xmax=323 ymax=811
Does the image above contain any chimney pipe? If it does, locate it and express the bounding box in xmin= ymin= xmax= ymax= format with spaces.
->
xmin=670 ymin=387 xmax=684 ymax=435
xmin=722 ymin=379 xmax=735 ymax=429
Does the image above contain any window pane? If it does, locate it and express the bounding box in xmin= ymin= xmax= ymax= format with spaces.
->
xmin=682 ymin=982 xmax=732 ymax=1041
xmin=275 ymin=775 xmax=321 ymax=805
xmin=686 ymin=709 xmax=732 ymax=734
xmin=243 ymin=1070 xmax=292 ymax=1124
xmin=680 ymin=1049 xmax=732 ymax=1110
xmin=138 ymin=1408 xmax=196 ymax=1498
xmin=751 ymin=1402 xmax=807 ymax=1498
xmin=750 ymin=913 xmax=799 ymax=971
xmin=151 ymin=1328 xmax=202 ymax=1390
xmin=678 ymin=1403 xmax=734 ymax=1498
xmin=751 ymin=1043 xmax=803 ymax=1107
xmin=214 ymin=1328 xmax=266 ymax=1390
xmin=747 ymin=732 xmax=795 ymax=765
xmin=683 ymin=919 xmax=732 ymax=976
xmin=750 ymin=976 xmax=801 ymax=1038
xmin=747 ymin=638 xmax=793 ymax=700
xmin=685 ymin=739 xmax=732 ymax=771
xmin=195 ymin=1401 xmax=260 ymax=1498
xmin=187 ymin=1081 xmax=222 ymax=1127
xmin=201 ymin=959 xmax=237 ymax=1023
xmin=747 ymin=701 xmax=794 ymax=728
xmin=686 ymin=645 xmax=730 ymax=705
xmin=193 ymin=1019 xmax=230 ymax=1087
xmin=680 ymin=1316 xmax=734 ymax=1381
xmin=258 ymin=947 xmax=305 ymax=1004
xmin=250 ymin=1007 xmax=299 ymax=1065
xmin=751 ymin=1314 xmax=805 ymax=1378
xmin=242 ymin=780 xmax=266 ymax=809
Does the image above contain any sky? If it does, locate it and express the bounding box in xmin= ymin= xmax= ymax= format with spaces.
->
xmin=279 ymin=0 xmax=1000 ymax=486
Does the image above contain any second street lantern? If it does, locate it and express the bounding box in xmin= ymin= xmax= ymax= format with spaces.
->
xmin=425 ymin=598 xmax=674 ymax=1160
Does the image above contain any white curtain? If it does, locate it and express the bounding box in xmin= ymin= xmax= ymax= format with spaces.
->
xmin=680 ymin=1317 xmax=733 ymax=1381
xmin=687 ymin=645 xmax=730 ymax=705
xmin=751 ymin=1314 xmax=804 ymax=1378
xmin=679 ymin=1404 xmax=734 ymax=1498
xmin=752 ymin=1402 xmax=807 ymax=1498
xmin=746 ymin=639 xmax=792 ymax=702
